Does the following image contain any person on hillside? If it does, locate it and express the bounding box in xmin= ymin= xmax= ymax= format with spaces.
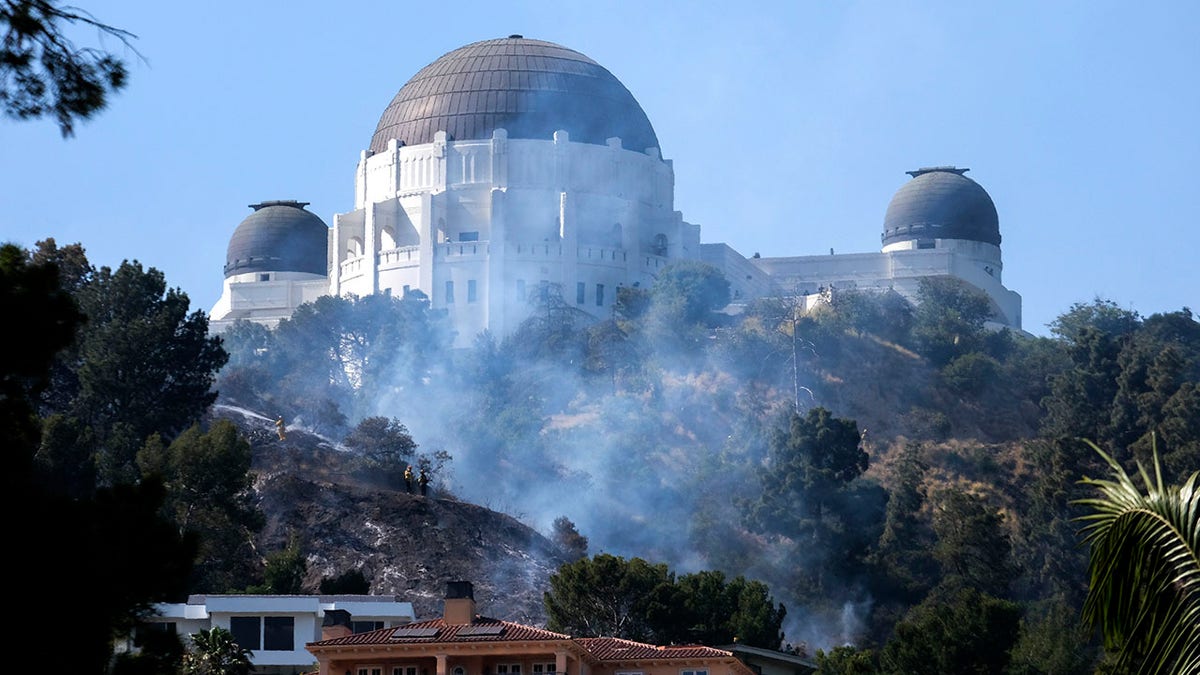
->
xmin=418 ymin=468 xmax=430 ymax=496
xmin=404 ymin=465 xmax=414 ymax=493
xmin=275 ymin=416 xmax=287 ymax=441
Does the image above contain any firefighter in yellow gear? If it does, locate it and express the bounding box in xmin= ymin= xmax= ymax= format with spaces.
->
xmin=275 ymin=416 xmax=286 ymax=441
xmin=404 ymin=465 xmax=414 ymax=493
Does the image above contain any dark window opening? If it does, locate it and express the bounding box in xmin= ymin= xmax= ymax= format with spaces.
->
xmin=459 ymin=231 xmax=480 ymax=242
xmin=576 ymin=282 xmax=586 ymax=304
xmin=445 ymin=280 xmax=455 ymax=303
xmin=353 ymin=621 xmax=385 ymax=634
xmin=230 ymin=616 xmax=261 ymax=651
xmin=263 ymin=616 xmax=294 ymax=651
xmin=596 ymin=284 xmax=605 ymax=306
xmin=467 ymin=280 xmax=477 ymax=303
xmin=259 ymin=273 xmax=270 ymax=282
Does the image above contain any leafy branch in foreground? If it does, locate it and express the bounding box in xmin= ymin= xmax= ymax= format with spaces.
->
xmin=1073 ymin=437 xmax=1200 ymax=675
xmin=1 ymin=0 xmax=142 ymax=135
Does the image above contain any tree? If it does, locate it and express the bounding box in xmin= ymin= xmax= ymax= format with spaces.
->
xmin=45 ymin=254 xmax=228 ymax=485
xmin=182 ymin=627 xmax=253 ymax=675
xmin=0 ymin=0 xmax=140 ymax=136
xmin=651 ymin=260 xmax=731 ymax=324
xmin=931 ymin=488 xmax=1016 ymax=598
xmin=672 ymin=570 xmax=786 ymax=649
xmin=816 ymin=645 xmax=879 ymax=674
xmin=344 ymin=417 xmax=417 ymax=462
xmin=911 ymin=277 xmax=992 ymax=366
xmin=544 ymin=553 xmax=677 ymax=642
xmin=137 ymin=421 xmax=264 ymax=593
xmin=320 ymin=569 xmax=371 ymax=594
xmin=746 ymin=407 xmax=883 ymax=605
xmin=878 ymin=586 xmax=1021 ymax=675
xmin=543 ymin=554 xmax=785 ymax=648
xmin=1073 ymin=441 xmax=1200 ymax=674
xmin=249 ymin=537 xmax=308 ymax=594
xmin=551 ymin=516 xmax=589 ymax=561
xmin=1 ymin=243 xmax=197 ymax=673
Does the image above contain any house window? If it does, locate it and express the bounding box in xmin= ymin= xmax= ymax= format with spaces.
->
xmin=229 ymin=616 xmax=261 ymax=651
xmin=393 ymin=666 xmax=419 ymax=675
xmin=263 ymin=616 xmax=294 ymax=651
xmin=617 ymin=672 xmax=644 ymax=675
xmin=453 ymin=668 xmax=466 ymax=675
xmin=358 ymin=668 xmax=384 ymax=675
xmin=516 ymin=279 xmax=526 ymax=301
xmin=681 ymin=670 xmax=708 ymax=675
xmin=259 ymin=273 xmax=270 ymax=282
xmin=353 ymin=621 xmax=384 ymax=634
xmin=595 ymin=283 xmax=605 ymax=306
xmin=496 ymin=665 xmax=522 ymax=675
xmin=917 ymin=239 xmax=935 ymax=249
xmin=445 ymin=280 xmax=455 ymax=304
xmin=459 ymin=231 xmax=480 ymax=242
xmin=468 ymin=279 xmax=478 ymax=303
xmin=576 ymin=282 xmax=585 ymax=305
xmin=533 ymin=664 xmax=557 ymax=675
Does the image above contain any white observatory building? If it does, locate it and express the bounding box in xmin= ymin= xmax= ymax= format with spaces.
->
xmin=210 ymin=36 xmax=1021 ymax=341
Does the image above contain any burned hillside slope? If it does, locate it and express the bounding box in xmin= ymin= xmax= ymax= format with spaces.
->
xmin=209 ymin=404 xmax=567 ymax=624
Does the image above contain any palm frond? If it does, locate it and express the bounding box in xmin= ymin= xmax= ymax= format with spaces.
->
xmin=1073 ymin=438 xmax=1200 ymax=675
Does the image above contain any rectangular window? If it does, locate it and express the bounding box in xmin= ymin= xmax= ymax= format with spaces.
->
xmin=459 ymin=231 xmax=480 ymax=242
xmin=263 ymin=616 xmax=294 ymax=651
xmin=467 ymin=279 xmax=478 ymax=303
xmin=229 ymin=616 xmax=261 ymax=651
xmin=595 ymin=283 xmax=605 ymax=306
xmin=576 ymin=282 xmax=585 ymax=305
xmin=497 ymin=665 xmax=522 ymax=675
xmin=358 ymin=668 xmax=383 ymax=675
xmin=533 ymin=664 xmax=557 ymax=675
xmin=681 ymin=670 xmax=708 ymax=675
xmin=259 ymin=273 xmax=270 ymax=282
xmin=516 ymin=279 xmax=526 ymax=302
xmin=393 ymin=666 xmax=419 ymax=675
xmin=445 ymin=280 xmax=455 ymax=304
xmin=352 ymin=621 xmax=384 ymax=634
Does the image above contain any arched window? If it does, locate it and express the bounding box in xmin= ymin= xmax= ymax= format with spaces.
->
xmin=611 ymin=222 xmax=623 ymax=247
xmin=380 ymin=225 xmax=397 ymax=250
xmin=652 ymin=233 xmax=668 ymax=256
xmin=347 ymin=236 xmax=364 ymax=257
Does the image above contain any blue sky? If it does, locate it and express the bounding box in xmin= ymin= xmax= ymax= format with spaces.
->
xmin=2 ymin=0 xmax=1196 ymax=336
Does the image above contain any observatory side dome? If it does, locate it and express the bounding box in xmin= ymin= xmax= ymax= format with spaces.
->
xmin=882 ymin=167 xmax=1000 ymax=247
xmin=225 ymin=200 xmax=328 ymax=278
xmin=369 ymin=35 xmax=660 ymax=154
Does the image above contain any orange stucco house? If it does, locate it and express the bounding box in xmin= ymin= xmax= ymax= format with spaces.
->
xmin=306 ymin=582 xmax=759 ymax=675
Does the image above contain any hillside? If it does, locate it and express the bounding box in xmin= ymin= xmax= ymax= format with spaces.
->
xmin=210 ymin=404 xmax=567 ymax=623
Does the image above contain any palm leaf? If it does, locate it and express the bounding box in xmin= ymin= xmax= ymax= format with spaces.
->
xmin=1073 ymin=438 xmax=1200 ymax=675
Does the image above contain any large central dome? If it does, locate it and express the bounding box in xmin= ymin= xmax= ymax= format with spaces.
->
xmin=369 ymin=36 xmax=660 ymax=154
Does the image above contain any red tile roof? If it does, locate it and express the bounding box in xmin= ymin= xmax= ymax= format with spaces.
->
xmin=577 ymin=637 xmax=735 ymax=661
xmin=311 ymin=617 xmax=571 ymax=647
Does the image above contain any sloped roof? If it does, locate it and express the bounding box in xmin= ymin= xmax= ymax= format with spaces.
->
xmin=310 ymin=617 xmax=571 ymax=647
xmin=577 ymin=637 xmax=735 ymax=661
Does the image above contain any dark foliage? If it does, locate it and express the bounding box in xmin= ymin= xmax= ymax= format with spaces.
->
xmin=0 ymin=0 xmax=139 ymax=135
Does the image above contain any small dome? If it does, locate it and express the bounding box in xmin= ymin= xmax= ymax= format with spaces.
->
xmin=882 ymin=167 xmax=1000 ymax=247
xmin=369 ymin=36 xmax=659 ymax=154
xmin=225 ymin=201 xmax=328 ymax=278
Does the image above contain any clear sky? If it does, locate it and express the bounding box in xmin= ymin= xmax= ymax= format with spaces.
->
xmin=2 ymin=0 xmax=1196 ymax=336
